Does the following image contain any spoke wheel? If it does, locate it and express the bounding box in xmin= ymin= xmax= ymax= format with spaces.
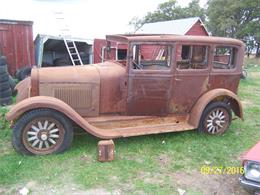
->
xmin=12 ymin=109 xmax=73 ymax=155
xmin=204 ymin=108 xmax=229 ymax=134
xmin=22 ymin=117 xmax=65 ymax=155
xmin=198 ymin=101 xmax=232 ymax=135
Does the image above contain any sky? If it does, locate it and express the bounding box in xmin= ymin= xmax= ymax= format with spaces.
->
xmin=0 ymin=0 xmax=207 ymax=39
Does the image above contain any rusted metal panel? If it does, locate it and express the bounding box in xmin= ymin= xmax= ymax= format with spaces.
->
xmin=127 ymin=74 xmax=172 ymax=115
xmin=37 ymin=66 xmax=100 ymax=117
xmin=93 ymin=39 xmax=127 ymax=63
xmin=209 ymin=74 xmax=240 ymax=92
xmin=15 ymin=77 xmax=31 ymax=103
xmin=242 ymin=142 xmax=260 ymax=163
xmin=97 ymin=61 xmax=127 ymax=114
xmin=0 ymin=19 xmax=35 ymax=75
xmin=171 ymin=73 xmax=210 ymax=114
xmin=106 ymin=35 xmax=244 ymax=47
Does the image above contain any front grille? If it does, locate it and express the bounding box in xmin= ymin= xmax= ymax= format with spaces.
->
xmin=54 ymin=88 xmax=92 ymax=108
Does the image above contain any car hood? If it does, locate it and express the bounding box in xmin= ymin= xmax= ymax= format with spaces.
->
xmin=37 ymin=61 xmax=125 ymax=84
xmin=38 ymin=65 xmax=100 ymax=84
xmin=31 ymin=61 xmax=126 ymax=116
xmin=242 ymin=142 xmax=260 ymax=163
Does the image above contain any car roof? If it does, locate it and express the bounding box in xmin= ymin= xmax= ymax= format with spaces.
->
xmin=106 ymin=34 xmax=244 ymax=47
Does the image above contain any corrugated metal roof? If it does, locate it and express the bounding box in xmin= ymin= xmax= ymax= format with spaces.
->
xmin=136 ymin=17 xmax=205 ymax=35
xmin=0 ymin=19 xmax=33 ymax=25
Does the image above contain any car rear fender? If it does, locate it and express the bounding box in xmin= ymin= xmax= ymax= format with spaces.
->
xmin=5 ymin=96 xmax=117 ymax=139
xmin=188 ymin=88 xmax=243 ymax=127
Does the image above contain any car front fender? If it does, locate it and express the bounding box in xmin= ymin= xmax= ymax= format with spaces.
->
xmin=6 ymin=96 xmax=118 ymax=139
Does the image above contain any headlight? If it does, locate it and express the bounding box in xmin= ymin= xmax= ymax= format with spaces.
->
xmin=244 ymin=161 xmax=260 ymax=182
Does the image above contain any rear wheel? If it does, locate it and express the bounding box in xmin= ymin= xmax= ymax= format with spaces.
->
xmin=198 ymin=102 xmax=232 ymax=135
xmin=12 ymin=109 xmax=74 ymax=155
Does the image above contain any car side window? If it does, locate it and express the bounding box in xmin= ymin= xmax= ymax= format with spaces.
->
xmin=177 ymin=45 xmax=208 ymax=70
xmin=213 ymin=46 xmax=237 ymax=69
xmin=131 ymin=44 xmax=171 ymax=70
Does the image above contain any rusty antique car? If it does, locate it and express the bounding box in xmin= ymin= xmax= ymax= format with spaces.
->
xmin=240 ymin=142 xmax=260 ymax=194
xmin=6 ymin=34 xmax=245 ymax=155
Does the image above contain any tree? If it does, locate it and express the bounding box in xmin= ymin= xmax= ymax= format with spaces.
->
xmin=129 ymin=0 xmax=206 ymax=32
xmin=207 ymin=0 xmax=260 ymax=57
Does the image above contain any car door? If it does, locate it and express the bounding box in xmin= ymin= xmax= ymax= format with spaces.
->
xmin=127 ymin=42 xmax=174 ymax=116
xmin=209 ymin=45 xmax=241 ymax=92
xmin=170 ymin=43 xmax=211 ymax=114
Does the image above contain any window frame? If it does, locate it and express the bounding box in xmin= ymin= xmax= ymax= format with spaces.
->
xmin=175 ymin=43 xmax=210 ymax=72
xmin=211 ymin=44 xmax=239 ymax=73
xmin=128 ymin=42 xmax=175 ymax=74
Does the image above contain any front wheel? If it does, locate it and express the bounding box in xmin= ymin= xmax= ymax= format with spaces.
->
xmin=12 ymin=109 xmax=74 ymax=155
xmin=198 ymin=102 xmax=232 ymax=135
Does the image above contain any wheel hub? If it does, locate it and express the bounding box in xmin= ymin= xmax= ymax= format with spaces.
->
xmin=40 ymin=133 xmax=48 ymax=141
xmin=23 ymin=118 xmax=63 ymax=154
xmin=206 ymin=108 xmax=227 ymax=134
xmin=212 ymin=118 xmax=221 ymax=126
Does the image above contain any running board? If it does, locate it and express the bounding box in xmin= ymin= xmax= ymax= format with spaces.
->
xmin=113 ymin=122 xmax=194 ymax=137
xmin=85 ymin=115 xmax=195 ymax=138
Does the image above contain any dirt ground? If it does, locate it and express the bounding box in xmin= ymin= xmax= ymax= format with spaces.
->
xmin=172 ymin=171 xmax=250 ymax=195
xmin=0 ymin=169 xmax=250 ymax=195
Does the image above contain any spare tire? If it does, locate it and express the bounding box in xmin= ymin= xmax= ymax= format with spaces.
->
xmin=15 ymin=66 xmax=32 ymax=81
xmin=0 ymin=88 xmax=12 ymax=98
xmin=0 ymin=96 xmax=12 ymax=106
xmin=0 ymin=56 xmax=7 ymax=66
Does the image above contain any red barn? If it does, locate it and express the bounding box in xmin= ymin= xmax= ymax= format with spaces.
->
xmin=0 ymin=19 xmax=35 ymax=75
xmin=136 ymin=17 xmax=209 ymax=36
xmin=136 ymin=17 xmax=209 ymax=60
xmin=94 ymin=17 xmax=209 ymax=63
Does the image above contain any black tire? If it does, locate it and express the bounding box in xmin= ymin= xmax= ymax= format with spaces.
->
xmin=20 ymin=67 xmax=32 ymax=80
xmin=9 ymin=75 xmax=16 ymax=91
xmin=15 ymin=66 xmax=32 ymax=81
xmin=0 ymin=65 xmax=8 ymax=74
xmin=0 ymin=80 xmax=11 ymax=92
xmin=198 ymin=101 xmax=232 ymax=135
xmin=53 ymin=57 xmax=71 ymax=67
xmin=0 ymin=56 xmax=7 ymax=66
xmin=0 ymin=88 xmax=12 ymax=98
xmin=12 ymin=108 xmax=74 ymax=155
xmin=0 ymin=96 xmax=12 ymax=106
xmin=0 ymin=73 xmax=9 ymax=82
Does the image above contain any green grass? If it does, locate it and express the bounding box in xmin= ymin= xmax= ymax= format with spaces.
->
xmin=0 ymin=58 xmax=260 ymax=194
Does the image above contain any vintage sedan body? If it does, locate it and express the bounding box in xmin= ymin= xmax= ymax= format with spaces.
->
xmin=6 ymin=34 xmax=245 ymax=155
xmin=240 ymin=142 xmax=260 ymax=194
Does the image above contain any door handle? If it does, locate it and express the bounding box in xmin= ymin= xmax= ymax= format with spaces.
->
xmin=175 ymin=78 xmax=182 ymax=81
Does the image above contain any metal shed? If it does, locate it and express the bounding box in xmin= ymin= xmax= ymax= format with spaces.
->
xmin=0 ymin=19 xmax=35 ymax=75
xmin=34 ymin=34 xmax=93 ymax=67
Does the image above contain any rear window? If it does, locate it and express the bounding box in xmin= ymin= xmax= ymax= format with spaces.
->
xmin=213 ymin=46 xmax=237 ymax=69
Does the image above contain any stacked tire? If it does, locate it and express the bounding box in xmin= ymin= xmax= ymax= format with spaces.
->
xmin=0 ymin=56 xmax=13 ymax=106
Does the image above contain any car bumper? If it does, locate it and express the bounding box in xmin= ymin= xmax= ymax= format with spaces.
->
xmin=239 ymin=176 xmax=260 ymax=194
